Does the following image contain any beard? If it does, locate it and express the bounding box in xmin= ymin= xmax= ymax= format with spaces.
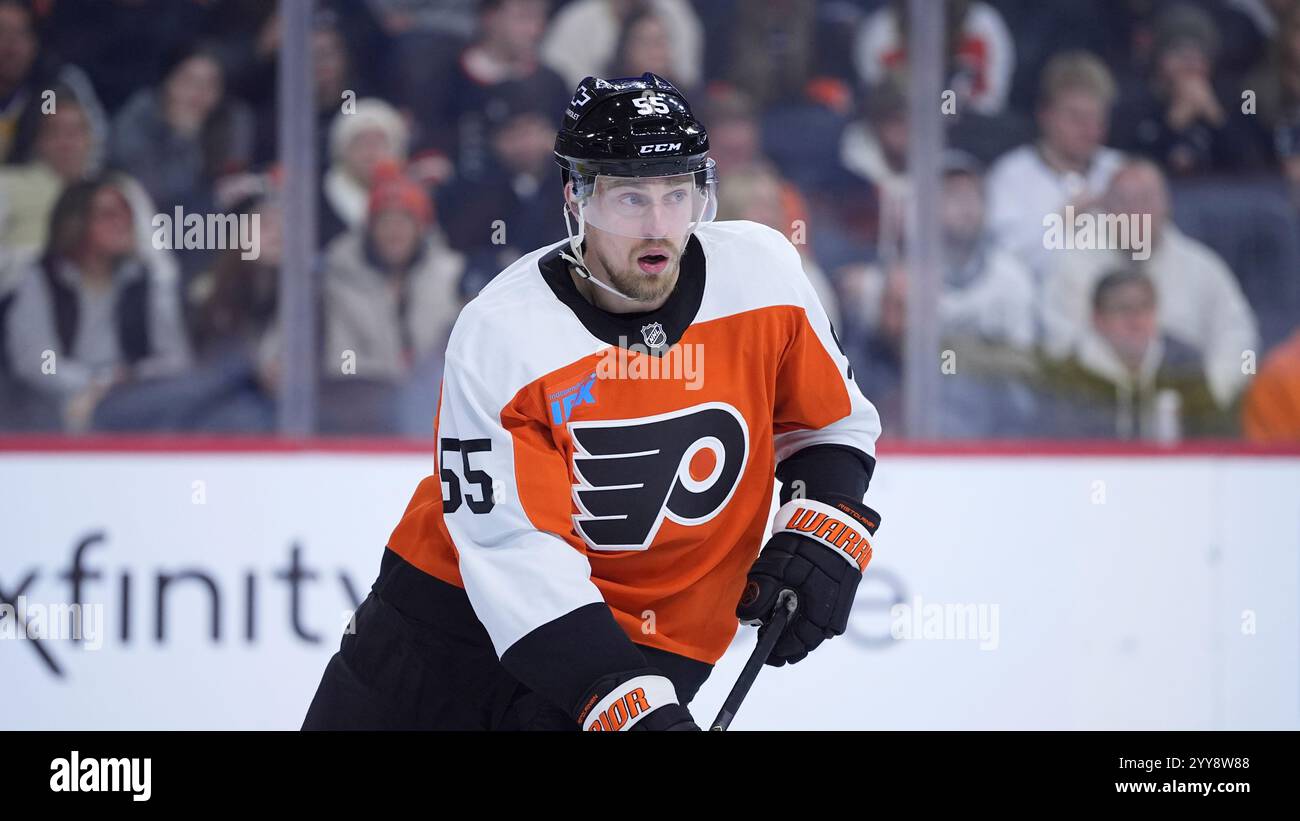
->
xmin=592 ymin=238 xmax=683 ymax=303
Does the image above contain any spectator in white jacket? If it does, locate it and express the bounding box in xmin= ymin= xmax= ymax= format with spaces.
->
xmin=1041 ymin=160 xmax=1259 ymax=407
xmin=985 ymin=50 xmax=1125 ymax=281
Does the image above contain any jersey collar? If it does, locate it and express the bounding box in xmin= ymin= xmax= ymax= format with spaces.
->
xmin=537 ymin=234 xmax=706 ymax=356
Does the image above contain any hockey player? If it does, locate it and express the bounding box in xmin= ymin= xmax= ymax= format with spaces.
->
xmin=303 ymin=73 xmax=883 ymax=731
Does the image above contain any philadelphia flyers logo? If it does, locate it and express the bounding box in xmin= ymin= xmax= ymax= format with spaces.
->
xmin=569 ymin=402 xmax=749 ymax=551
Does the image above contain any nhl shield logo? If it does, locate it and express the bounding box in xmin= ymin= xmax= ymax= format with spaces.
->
xmin=641 ymin=322 xmax=667 ymax=349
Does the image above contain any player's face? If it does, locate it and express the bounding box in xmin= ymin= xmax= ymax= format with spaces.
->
xmin=570 ymin=173 xmax=701 ymax=303
xmin=586 ymin=221 xmax=685 ymax=303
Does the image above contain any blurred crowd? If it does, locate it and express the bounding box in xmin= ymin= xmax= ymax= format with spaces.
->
xmin=0 ymin=0 xmax=1298 ymax=441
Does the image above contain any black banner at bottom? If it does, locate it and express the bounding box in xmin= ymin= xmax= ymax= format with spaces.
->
xmin=2 ymin=730 xmax=1290 ymax=809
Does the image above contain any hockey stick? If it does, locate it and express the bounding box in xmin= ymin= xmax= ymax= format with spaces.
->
xmin=709 ymin=588 xmax=798 ymax=731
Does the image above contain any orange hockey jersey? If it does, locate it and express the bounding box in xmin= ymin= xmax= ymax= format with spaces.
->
xmin=387 ymin=220 xmax=881 ymax=666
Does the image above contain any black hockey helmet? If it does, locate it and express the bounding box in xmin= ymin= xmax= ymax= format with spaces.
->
xmin=554 ymin=72 xmax=711 ymax=180
xmin=552 ymin=73 xmax=717 ymax=289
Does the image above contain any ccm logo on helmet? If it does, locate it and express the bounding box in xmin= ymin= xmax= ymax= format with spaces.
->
xmin=639 ymin=142 xmax=683 ymax=154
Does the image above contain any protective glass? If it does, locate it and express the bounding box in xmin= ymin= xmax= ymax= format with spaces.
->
xmin=569 ymin=159 xmax=718 ymax=239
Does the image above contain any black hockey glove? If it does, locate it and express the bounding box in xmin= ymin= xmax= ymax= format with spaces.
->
xmin=736 ymin=494 xmax=880 ymax=667
xmin=575 ymin=668 xmax=701 ymax=731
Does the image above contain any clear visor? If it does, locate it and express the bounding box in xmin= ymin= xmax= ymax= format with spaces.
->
xmin=570 ymin=159 xmax=718 ymax=239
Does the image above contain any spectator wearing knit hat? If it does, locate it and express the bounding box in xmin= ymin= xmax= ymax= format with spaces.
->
xmin=318 ymin=162 xmax=464 ymax=433
xmin=320 ymin=98 xmax=410 ymax=245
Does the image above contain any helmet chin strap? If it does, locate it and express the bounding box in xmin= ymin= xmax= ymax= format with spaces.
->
xmin=560 ymin=200 xmax=654 ymax=304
